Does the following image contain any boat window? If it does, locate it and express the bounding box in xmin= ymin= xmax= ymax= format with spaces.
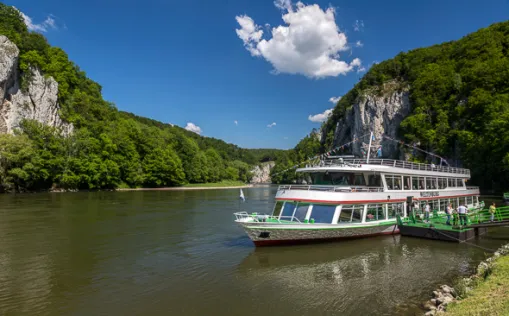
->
xmin=352 ymin=206 xmax=363 ymax=222
xmin=339 ymin=206 xmax=353 ymax=222
xmin=456 ymin=179 xmax=464 ymax=187
xmin=309 ymin=205 xmax=336 ymax=223
xmin=414 ymin=177 xmax=425 ymax=190
xmin=448 ymin=178 xmax=455 ymax=188
xmin=450 ymin=198 xmax=458 ymax=209
xmin=386 ymin=175 xmax=401 ymax=190
xmin=432 ymin=178 xmax=438 ymax=189
xmin=388 ymin=203 xmax=404 ymax=218
xmin=281 ymin=202 xmax=296 ymax=219
xmin=403 ymin=176 xmax=411 ymax=190
xmin=368 ymin=174 xmax=381 ymax=186
xmin=386 ymin=176 xmax=394 ymax=190
xmin=425 ymin=177 xmax=432 ymax=190
xmin=294 ymin=204 xmax=310 ymax=222
xmin=272 ymin=201 xmax=284 ymax=217
xmin=354 ymin=174 xmax=366 ymax=186
xmin=366 ymin=204 xmax=385 ymax=221
xmin=467 ymin=196 xmax=473 ymax=205
xmin=438 ymin=178 xmax=446 ymax=189
xmin=310 ymin=172 xmax=366 ymax=186
xmin=440 ymin=199 xmax=447 ymax=211
xmin=412 ymin=177 xmax=419 ymax=190
xmin=394 ymin=176 xmax=402 ymax=190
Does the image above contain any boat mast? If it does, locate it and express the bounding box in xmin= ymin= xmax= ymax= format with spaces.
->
xmin=367 ymin=131 xmax=373 ymax=163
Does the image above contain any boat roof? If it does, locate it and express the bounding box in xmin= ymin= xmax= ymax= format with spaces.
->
xmin=296 ymin=158 xmax=471 ymax=178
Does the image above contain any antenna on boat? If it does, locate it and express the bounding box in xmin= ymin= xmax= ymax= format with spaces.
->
xmin=367 ymin=131 xmax=373 ymax=163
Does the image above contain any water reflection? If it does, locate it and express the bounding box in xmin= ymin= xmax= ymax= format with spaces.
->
xmin=236 ymin=233 xmax=504 ymax=315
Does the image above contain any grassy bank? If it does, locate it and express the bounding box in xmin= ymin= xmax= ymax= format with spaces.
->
xmin=444 ymin=255 xmax=509 ymax=315
xmin=182 ymin=181 xmax=248 ymax=188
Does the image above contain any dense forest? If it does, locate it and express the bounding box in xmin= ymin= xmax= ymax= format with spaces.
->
xmin=0 ymin=4 xmax=283 ymax=192
xmin=273 ymin=21 xmax=509 ymax=191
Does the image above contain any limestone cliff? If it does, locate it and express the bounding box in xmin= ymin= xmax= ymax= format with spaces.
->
xmin=0 ymin=35 xmax=72 ymax=135
xmin=250 ymin=161 xmax=275 ymax=183
xmin=326 ymin=81 xmax=410 ymax=159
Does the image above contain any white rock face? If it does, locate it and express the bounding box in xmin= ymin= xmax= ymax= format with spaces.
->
xmin=0 ymin=35 xmax=73 ymax=135
xmin=329 ymin=82 xmax=411 ymax=159
xmin=250 ymin=161 xmax=275 ymax=183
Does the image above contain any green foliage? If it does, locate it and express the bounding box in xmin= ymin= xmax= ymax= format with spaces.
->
xmin=0 ymin=3 xmax=283 ymax=192
xmin=320 ymin=20 xmax=509 ymax=190
xmin=271 ymin=131 xmax=321 ymax=184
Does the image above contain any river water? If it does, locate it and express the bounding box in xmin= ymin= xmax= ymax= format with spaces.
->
xmin=0 ymin=186 xmax=507 ymax=316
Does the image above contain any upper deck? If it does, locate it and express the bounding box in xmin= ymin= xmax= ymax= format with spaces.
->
xmin=297 ymin=158 xmax=471 ymax=177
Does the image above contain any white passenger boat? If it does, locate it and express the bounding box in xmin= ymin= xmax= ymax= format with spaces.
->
xmin=235 ymin=156 xmax=481 ymax=246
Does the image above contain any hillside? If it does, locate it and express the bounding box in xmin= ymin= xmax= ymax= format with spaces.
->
xmin=273 ymin=21 xmax=509 ymax=190
xmin=0 ymin=3 xmax=283 ymax=192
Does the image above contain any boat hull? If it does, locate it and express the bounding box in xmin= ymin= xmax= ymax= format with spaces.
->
xmin=238 ymin=221 xmax=399 ymax=246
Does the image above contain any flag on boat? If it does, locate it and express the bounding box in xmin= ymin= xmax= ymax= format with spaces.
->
xmin=372 ymin=134 xmax=376 ymax=141
xmin=377 ymin=146 xmax=382 ymax=157
xmin=239 ymin=189 xmax=245 ymax=202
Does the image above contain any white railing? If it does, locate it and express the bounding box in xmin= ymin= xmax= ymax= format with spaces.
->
xmin=278 ymin=185 xmax=384 ymax=192
xmin=319 ymin=158 xmax=470 ymax=175
xmin=234 ymin=212 xmax=302 ymax=223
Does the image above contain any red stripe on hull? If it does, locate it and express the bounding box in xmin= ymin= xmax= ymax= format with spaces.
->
xmin=252 ymin=230 xmax=400 ymax=247
xmin=275 ymin=193 xmax=478 ymax=204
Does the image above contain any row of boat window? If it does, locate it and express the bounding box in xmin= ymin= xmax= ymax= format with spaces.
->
xmin=272 ymin=201 xmax=406 ymax=224
xmin=272 ymin=196 xmax=479 ymax=224
xmin=386 ymin=175 xmax=465 ymax=190
xmin=307 ymin=172 xmax=466 ymax=191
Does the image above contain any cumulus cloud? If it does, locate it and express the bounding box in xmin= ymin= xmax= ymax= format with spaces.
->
xmin=267 ymin=122 xmax=277 ymax=128
xmin=235 ymin=1 xmax=364 ymax=78
xmin=308 ymin=108 xmax=333 ymax=123
xmin=355 ymin=40 xmax=363 ymax=47
xmin=329 ymin=96 xmax=342 ymax=104
xmin=184 ymin=122 xmax=202 ymax=134
xmin=16 ymin=9 xmax=57 ymax=33
xmin=234 ymin=120 xmax=238 ymax=126
xmin=353 ymin=19 xmax=364 ymax=32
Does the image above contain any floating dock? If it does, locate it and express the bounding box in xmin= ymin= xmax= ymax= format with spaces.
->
xmin=397 ymin=207 xmax=509 ymax=242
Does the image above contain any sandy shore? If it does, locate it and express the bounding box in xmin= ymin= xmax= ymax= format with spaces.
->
xmin=116 ymin=184 xmax=253 ymax=191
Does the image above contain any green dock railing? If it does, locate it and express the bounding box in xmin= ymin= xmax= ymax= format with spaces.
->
xmin=400 ymin=205 xmax=509 ymax=228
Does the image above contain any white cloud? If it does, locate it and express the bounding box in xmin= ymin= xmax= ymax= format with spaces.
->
xmin=357 ymin=66 xmax=366 ymax=73
xmin=308 ymin=108 xmax=333 ymax=123
xmin=353 ymin=19 xmax=364 ymax=32
xmin=329 ymin=96 xmax=342 ymax=104
xmin=274 ymin=0 xmax=292 ymax=11
xmin=267 ymin=122 xmax=277 ymax=128
xmin=355 ymin=40 xmax=363 ymax=47
xmin=17 ymin=9 xmax=57 ymax=33
xmin=234 ymin=120 xmax=238 ymax=126
xmin=184 ymin=122 xmax=202 ymax=134
xmin=283 ymin=136 xmax=289 ymax=139
xmin=235 ymin=1 xmax=363 ymax=78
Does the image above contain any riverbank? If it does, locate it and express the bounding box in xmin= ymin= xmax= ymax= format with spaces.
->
xmin=116 ymin=181 xmax=253 ymax=191
xmin=423 ymin=243 xmax=509 ymax=315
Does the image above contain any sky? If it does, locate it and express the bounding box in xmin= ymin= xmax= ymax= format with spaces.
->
xmin=6 ymin=0 xmax=509 ymax=149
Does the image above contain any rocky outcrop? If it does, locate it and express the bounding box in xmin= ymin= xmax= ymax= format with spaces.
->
xmin=327 ymin=81 xmax=410 ymax=159
xmin=423 ymin=243 xmax=509 ymax=315
xmin=250 ymin=161 xmax=275 ymax=183
xmin=0 ymin=35 xmax=72 ymax=135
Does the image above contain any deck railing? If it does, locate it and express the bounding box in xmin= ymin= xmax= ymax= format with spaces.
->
xmin=278 ymin=185 xmax=384 ymax=192
xmin=316 ymin=158 xmax=470 ymax=175
xmin=278 ymin=185 xmax=480 ymax=192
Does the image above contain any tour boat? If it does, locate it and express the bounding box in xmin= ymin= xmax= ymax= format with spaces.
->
xmin=234 ymin=153 xmax=481 ymax=246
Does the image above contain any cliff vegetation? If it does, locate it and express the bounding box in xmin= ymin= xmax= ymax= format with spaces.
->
xmin=274 ymin=20 xmax=509 ymax=190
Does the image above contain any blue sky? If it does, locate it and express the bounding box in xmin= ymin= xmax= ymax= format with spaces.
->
xmin=6 ymin=0 xmax=509 ymax=149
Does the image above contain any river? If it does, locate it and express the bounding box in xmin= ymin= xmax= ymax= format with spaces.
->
xmin=0 ymin=186 xmax=507 ymax=315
